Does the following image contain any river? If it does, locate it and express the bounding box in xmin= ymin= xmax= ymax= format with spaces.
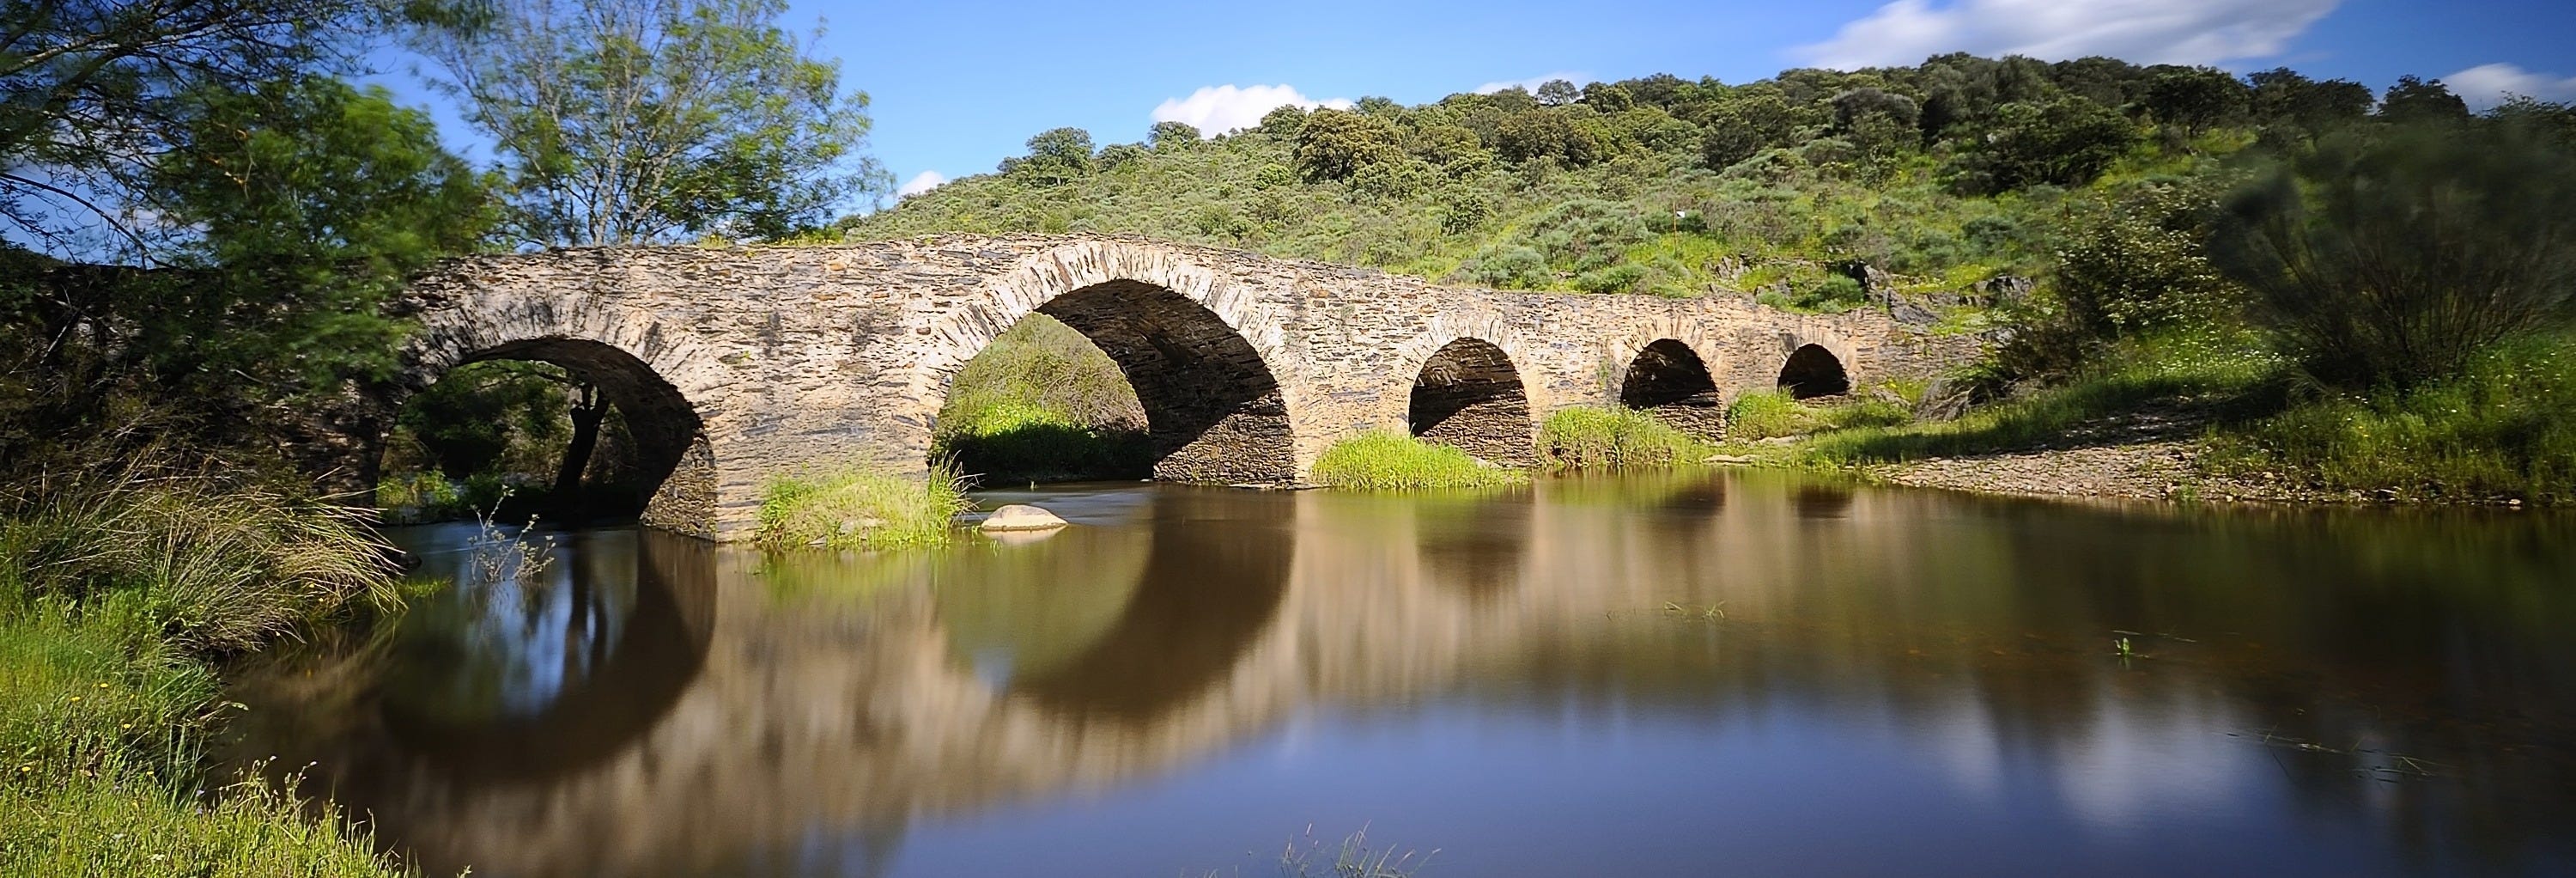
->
xmin=220 ymin=471 xmax=2576 ymax=877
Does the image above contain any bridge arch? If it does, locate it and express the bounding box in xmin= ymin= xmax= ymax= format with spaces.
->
xmin=1777 ymin=343 xmax=1852 ymax=399
xmin=1403 ymin=337 xmax=1536 ymax=466
xmin=917 ymin=241 xmax=1300 ymax=484
xmin=397 ymin=296 xmax=726 ymax=537
xmin=1618 ymin=338 xmax=1725 ymax=439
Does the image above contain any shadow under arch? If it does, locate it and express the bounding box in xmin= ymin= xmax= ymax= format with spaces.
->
xmin=947 ymin=279 xmax=1296 ymax=485
xmin=1619 ymin=338 xmax=1724 ymax=439
xmin=1007 ymin=488 xmax=1295 ymax=721
xmin=400 ymin=337 xmax=715 ymax=533
xmin=378 ymin=527 xmax=720 ymax=785
xmin=1777 ymin=344 xmax=1851 ymax=399
xmin=1408 ymin=338 xmax=1535 ymax=466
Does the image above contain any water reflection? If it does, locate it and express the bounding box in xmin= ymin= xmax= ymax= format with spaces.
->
xmin=223 ymin=473 xmax=2576 ymax=877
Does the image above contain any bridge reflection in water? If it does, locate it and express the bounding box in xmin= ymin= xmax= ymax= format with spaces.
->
xmin=222 ymin=474 xmax=2576 ymax=877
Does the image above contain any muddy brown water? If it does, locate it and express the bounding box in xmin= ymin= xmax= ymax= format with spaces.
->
xmin=222 ymin=471 xmax=2576 ymax=877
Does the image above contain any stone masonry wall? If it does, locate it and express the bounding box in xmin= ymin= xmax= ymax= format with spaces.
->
xmin=388 ymin=235 xmax=1984 ymax=540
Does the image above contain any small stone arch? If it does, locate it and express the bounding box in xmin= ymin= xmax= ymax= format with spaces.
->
xmin=1405 ymin=338 xmax=1536 ymax=466
xmin=916 ymin=241 xmax=1302 ymax=485
xmin=1777 ymin=343 xmax=1852 ymax=399
xmin=1618 ymin=338 xmax=1724 ymax=439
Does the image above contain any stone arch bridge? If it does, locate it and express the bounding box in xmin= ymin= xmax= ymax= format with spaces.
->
xmin=380 ymin=235 xmax=1973 ymax=540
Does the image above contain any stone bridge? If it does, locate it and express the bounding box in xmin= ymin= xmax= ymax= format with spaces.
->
xmin=385 ymin=235 xmax=1973 ymax=540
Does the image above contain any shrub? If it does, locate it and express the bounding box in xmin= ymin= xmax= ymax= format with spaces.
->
xmin=1540 ymin=407 xmax=1708 ymax=469
xmin=933 ymin=400 xmax=1150 ymax=485
xmin=756 ymin=465 xmax=969 ymax=550
xmin=1312 ymin=432 xmax=1526 ymax=491
xmin=2209 ymin=120 xmax=2576 ymax=391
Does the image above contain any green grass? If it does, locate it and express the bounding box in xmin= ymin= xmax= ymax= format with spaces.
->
xmin=1539 ymin=406 xmax=1714 ymax=469
xmin=0 ymin=466 xmax=409 ymax=876
xmin=933 ymin=399 xmax=1150 ymax=485
xmin=2208 ymin=335 xmax=2576 ymax=504
xmin=1724 ymin=388 xmax=1916 ymax=441
xmin=756 ymin=465 xmax=973 ymax=550
xmin=1311 ymin=432 xmax=1527 ymax=491
xmin=1793 ymin=332 xmax=2284 ymax=465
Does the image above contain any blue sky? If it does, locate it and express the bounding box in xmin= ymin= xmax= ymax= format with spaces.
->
xmin=374 ymin=0 xmax=2576 ymax=210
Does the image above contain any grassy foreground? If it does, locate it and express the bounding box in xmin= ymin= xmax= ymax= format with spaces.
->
xmin=0 ymin=471 xmax=410 ymax=876
xmin=756 ymin=465 xmax=973 ymax=549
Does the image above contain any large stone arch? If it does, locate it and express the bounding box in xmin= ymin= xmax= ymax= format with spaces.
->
xmin=397 ymin=290 xmax=729 ymax=538
xmin=910 ymin=241 xmax=1303 ymax=485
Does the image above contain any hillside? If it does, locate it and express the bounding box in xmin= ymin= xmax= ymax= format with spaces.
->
xmin=841 ymin=55 xmax=2378 ymax=315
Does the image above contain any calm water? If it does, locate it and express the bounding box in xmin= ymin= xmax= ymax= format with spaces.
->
xmin=222 ymin=472 xmax=2576 ymax=877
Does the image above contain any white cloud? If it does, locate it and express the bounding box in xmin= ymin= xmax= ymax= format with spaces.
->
xmin=1150 ymin=84 xmax=1352 ymax=137
xmin=2444 ymin=63 xmax=2576 ymax=111
xmin=1473 ymin=71 xmax=1593 ymax=95
xmin=1795 ymin=0 xmax=2342 ymax=70
xmin=896 ymin=170 xmax=947 ymax=198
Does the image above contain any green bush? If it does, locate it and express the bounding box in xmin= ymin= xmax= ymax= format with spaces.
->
xmin=756 ymin=465 xmax=970 ymax=550
xmin=1311 ymin=432 xmax=1526 ymax=491
xmin=1725 ymin=390 xmax=1819 ymax=440
xmin=1540 ymin=407 xmax=1709 ymax=469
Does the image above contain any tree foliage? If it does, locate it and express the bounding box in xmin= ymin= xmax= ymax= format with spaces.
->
xmin=413 ymin=0 xmax=886 ymax=244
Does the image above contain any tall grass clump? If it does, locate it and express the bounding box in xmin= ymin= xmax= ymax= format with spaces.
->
xmin=2 ymin=466 xmax=402 ymax=655
xmin=0 ymin=464 xmax=410 ymax=875
xmin=1540 ymin=406 xmax=1710 ymax=469
xmin=2208 ymin=335 xmax=2576 ymax=504
xmin=756 ymin=464 xmax=971 ymax=550
xmin=1311 ymin=432 xmax=1525 ymax=491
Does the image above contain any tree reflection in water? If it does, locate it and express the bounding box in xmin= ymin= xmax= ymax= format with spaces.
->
xmin=222 ymin=473 xmax=2576 ymax=877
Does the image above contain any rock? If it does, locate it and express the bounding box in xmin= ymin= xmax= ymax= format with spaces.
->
xmin=979 ymin=503 xmax=1067 ymax=532
xmin=1703 ymin=454 xmax=1757 ymax=465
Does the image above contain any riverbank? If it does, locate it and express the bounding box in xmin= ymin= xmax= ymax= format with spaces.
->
xmin=0 ymin=471 xmax=413 ymax=876
xmin=1717 ymin=332 xmax=2575 ymax=509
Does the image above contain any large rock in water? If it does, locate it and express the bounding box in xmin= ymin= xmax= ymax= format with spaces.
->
xmin=979 ymin=504 xmax=1067 ymax=532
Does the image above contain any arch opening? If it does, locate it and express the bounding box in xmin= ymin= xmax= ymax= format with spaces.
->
xmin=380 ymin=338 xmax=714 ymax=535
xmin=1406 ymin=338 xmax=1534 ymax=466
xmin=938 ymin=279 xmax=1294 ymax=485
xmin=1618 ymin=338 xmax=1723 ymax=439
xmin=1777 ymin=344 xmax=1851 ymax=400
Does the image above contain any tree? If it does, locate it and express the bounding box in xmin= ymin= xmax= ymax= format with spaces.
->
xmin=2209 ymin=122 xmax=2576 ymax=390
xmin=1148 ymin=120 xmax=1201 ymax=149
xmin=1947 ymin=98 xmax=2135 ymax=192
xmin=413 ymin=0 xmax=886 ymax=245
xmin=1002 ymin=127 xmax=1094 ymax=184
xmin=1293 ymin=109 xmax=1403 ymax=181
xmin=0 ymin=0 xmax=396 ymax=259
xmin=1535 ymin=79 xmax=1582 ymax=107
xmin=2142 ymin=68 xmax=2249 ymax=134
xmin=2378 ymin=76 xmax=2470 ymax=125
xmin=2248 ymin=69 xmax=2373 ymax=135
